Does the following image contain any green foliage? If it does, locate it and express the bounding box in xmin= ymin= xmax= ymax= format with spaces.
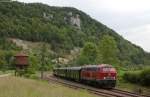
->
xmin=0 ymin=38 xmax=20 ymax=50
xmin=97 ymin=35 xmax=120 ymax=66
xmin=140 ymin=68 xmax=150 ymax=86
xmin=123 ymin=68 xmax=150 ymax=86
xmin=29 ymin=53 xmax=40 ymax=70
xmin=77 ymin=42 xmax=98 ymax=65
xmin=39 ymin=43 xmax=52 ymax=71
xmin=27 ymin=43 xmax=53 ymax=71
xmin=0 ymin=1 xmax=149 ymax=68
xmin=123 ymin=71 xmax=140 ymax=83
xmin=0 ymin=37 xmax=21 ymax=70
xmin=76 ymin=36 xmax=119 ymax=66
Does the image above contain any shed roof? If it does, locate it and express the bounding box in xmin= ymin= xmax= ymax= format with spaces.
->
xmin=14 ymin=52 xmax=28 ymax=57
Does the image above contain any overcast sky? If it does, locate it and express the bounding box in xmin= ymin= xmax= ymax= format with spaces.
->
xmin=18 ymin=0 xmax=150 ymax=52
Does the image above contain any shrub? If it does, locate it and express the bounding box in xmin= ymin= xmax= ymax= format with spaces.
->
xmin=140 ymin=68 xmax=150 ymax=86
xmin=123 ymin=72 xmax=140 ymax=83
xmin=123 ymin=68 xmax=150 ymax=87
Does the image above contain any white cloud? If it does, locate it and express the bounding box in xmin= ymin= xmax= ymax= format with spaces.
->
xmin=17 ymin=0 xmax=150 ymax=52
xmin=121 ymin=24 xmax=150 ymax=52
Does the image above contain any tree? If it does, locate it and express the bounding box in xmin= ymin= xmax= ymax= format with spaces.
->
xmin=39 ymin=43 xmax=52 ymax=79
xmin=77 ymin=42 xmax=98 ymax=65
xmin=97 ymin=35 xmax=119 ymax=66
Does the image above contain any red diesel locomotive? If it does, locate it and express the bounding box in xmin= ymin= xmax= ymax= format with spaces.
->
xmin=53 ymin=64 xmax=117 ymax=88
xmin=81 ymin=64 xmax=117 ymax=88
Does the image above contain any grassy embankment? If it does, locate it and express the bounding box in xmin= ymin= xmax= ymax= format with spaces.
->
xmin=116 ymin=66 xmax=150 ymax=95
xmin=0 ymin=76 xmax=99 ymax=97
xmin=0 ymin=70 xmax=14 ymax=75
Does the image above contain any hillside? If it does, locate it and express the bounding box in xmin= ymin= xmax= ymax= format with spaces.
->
xmin=0 ymin=1 xmax=150 ymax=67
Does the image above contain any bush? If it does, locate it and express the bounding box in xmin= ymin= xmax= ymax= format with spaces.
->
xmin=123 ymin=68 xmax=150 ymax=87
xmin=140 ymin=68 xmax=150 ymax=86
xmin=123 ymin=72 xmax=140 ymax=83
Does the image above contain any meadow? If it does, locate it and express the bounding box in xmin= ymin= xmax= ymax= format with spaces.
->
xmin=0 ymin=76 xmax=99 ymax=97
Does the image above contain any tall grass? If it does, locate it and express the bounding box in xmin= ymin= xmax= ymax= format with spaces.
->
xmin=0 ymin=76 xmax=99 ymax=97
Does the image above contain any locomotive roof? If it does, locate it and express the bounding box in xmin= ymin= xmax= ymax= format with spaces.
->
xmin=53 ymin=64 xmax=113 ymax=70
xmin=67 ymin=67 xmax=81 ymax=70
xmin=15 ymin=52 xmax=28 ymax=57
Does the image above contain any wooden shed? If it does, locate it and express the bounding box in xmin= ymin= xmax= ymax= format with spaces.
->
xmin=14 ymin=52 xmax=29 ymax=69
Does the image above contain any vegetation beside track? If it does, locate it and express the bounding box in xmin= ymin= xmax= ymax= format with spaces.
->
xmin=0 ymin=76 xmax=99 ymax=97
xmin=0 ymin=70 xmax=14 ymax=75
xmin=116 ymin=66 xmax=150 ymax=95
xmin=117 ymin=80 xmax=150 ymax=95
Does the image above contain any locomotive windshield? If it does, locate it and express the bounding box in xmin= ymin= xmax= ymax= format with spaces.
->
xmin=102 ymin=66 xmax=113 ymax=72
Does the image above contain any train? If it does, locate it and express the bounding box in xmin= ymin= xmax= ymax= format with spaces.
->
xmin=53 ymin=64 xmax=117 ymax=89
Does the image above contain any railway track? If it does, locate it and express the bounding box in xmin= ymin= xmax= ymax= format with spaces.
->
xmin=45 ymin=75 xmax=149 ymax=97
xmin=111 ymin=89 xmax=149 ymax=97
